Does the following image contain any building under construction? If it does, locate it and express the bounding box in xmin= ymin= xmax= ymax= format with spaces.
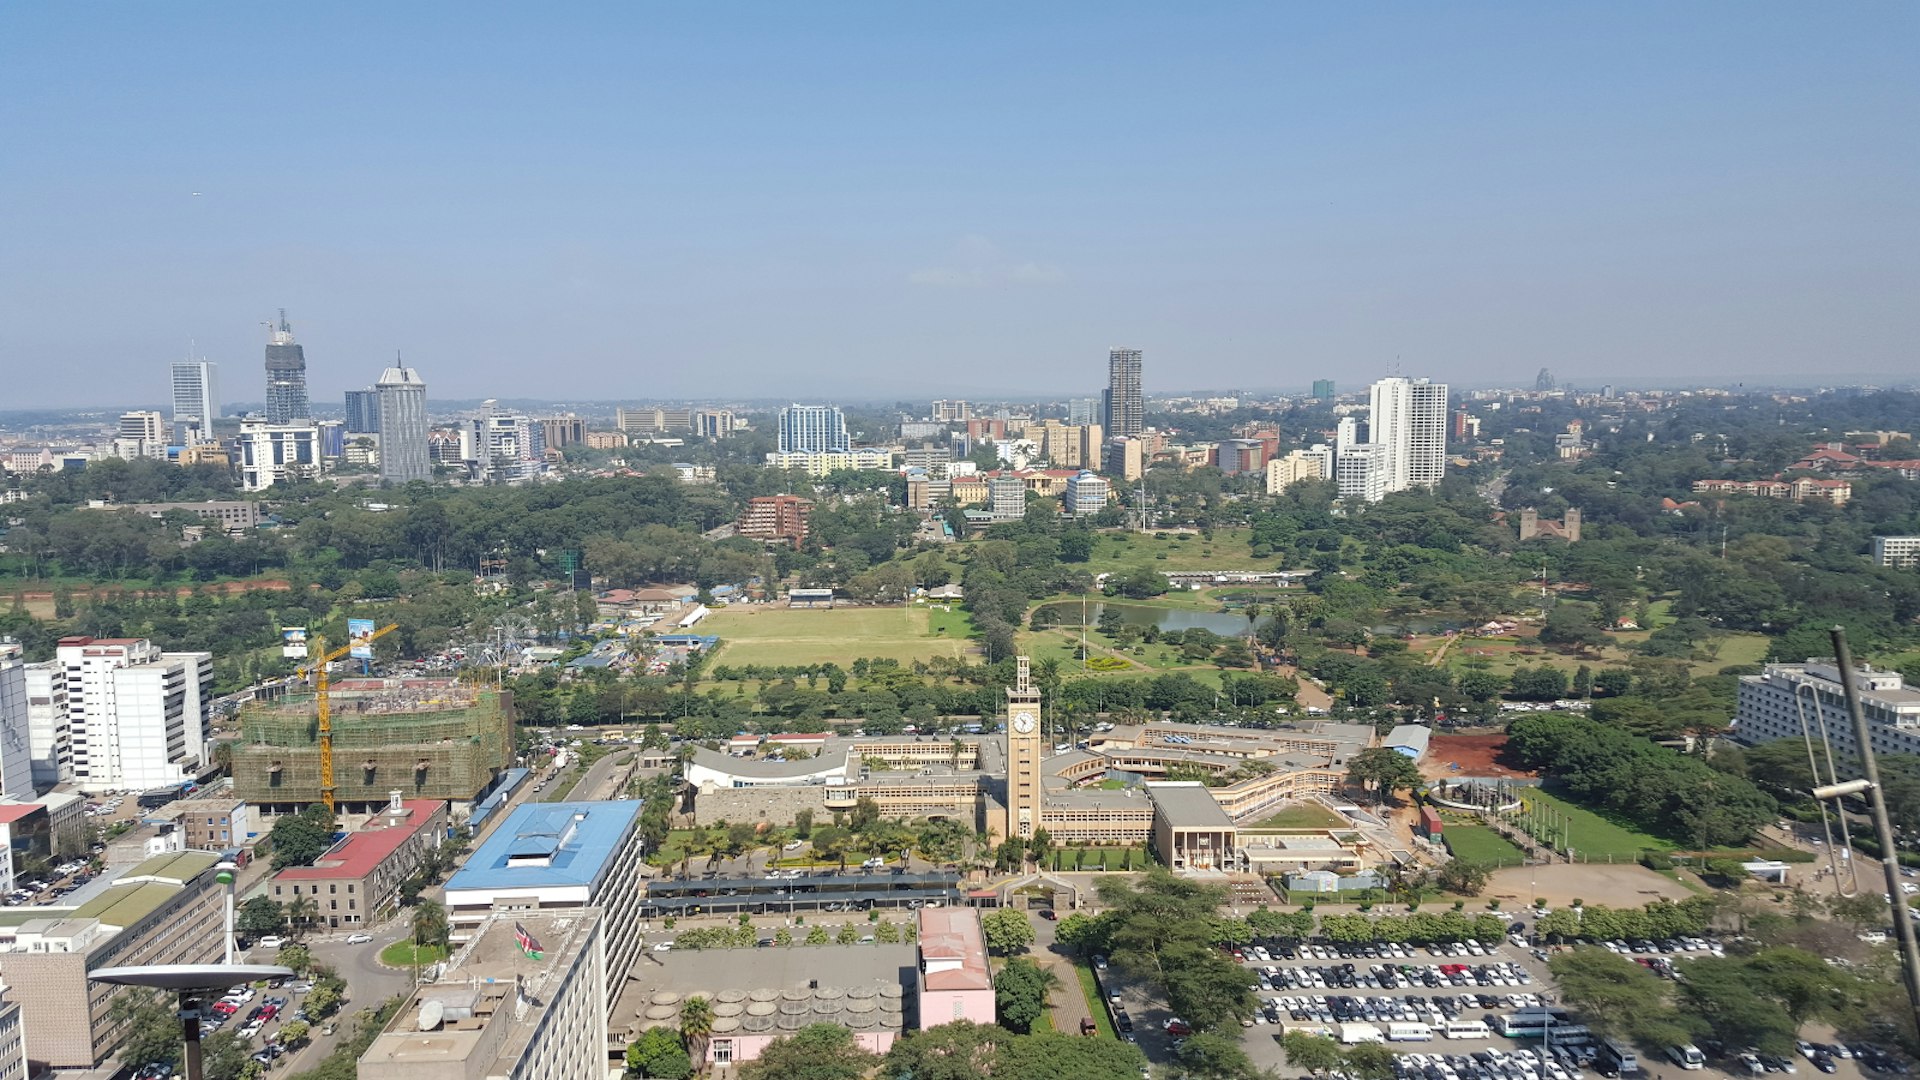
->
xmin=233 ymin=678 xmax=515 ymax=817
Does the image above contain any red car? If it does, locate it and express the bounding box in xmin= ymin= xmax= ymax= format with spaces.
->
xmin=1164 ymin=1018 xmax=1192 ymax=1037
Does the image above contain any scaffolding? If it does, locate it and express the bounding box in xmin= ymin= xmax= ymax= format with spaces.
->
xmin=234 ymin=687 xmax=515 ymax=811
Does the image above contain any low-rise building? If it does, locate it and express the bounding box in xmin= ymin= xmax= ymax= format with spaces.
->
xmin=166 ymin=794 xmax=253 ymax=851
xmin=443 ymin=800 xmax=644 ymax=987
xmin=1063 ymin=470 xmax=1109 ymax=517
xmin=0 ymin=993 xmax=24 ymax=1080
xmin=1733 ymin=661 xmax=1920 ymax=758
xmin=0 ymin=851 xmax=225 ymax=1067
xmin=916 ymin=907 xmax=994 ymax=1027
xmin=1149 ymin=781 xmax=1239 ymax=871
xmin=358 ymin=910 xmax=607 ymax=1080
xmin=269 ymin=796 xmax=447 ymax=929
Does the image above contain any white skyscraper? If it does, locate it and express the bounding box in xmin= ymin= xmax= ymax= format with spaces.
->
xmin=57 ymin=637 xmax=213 ymax=790
xmin=1366 ymin=376 xmax=1448 ymax=494
xmin=376 ymin=365 xmax=431 ymax=484
xmin=21 ymin=660 xmax=69 ymax=790
xmin=169 ymin=359 xmax=220 ymax=441
xmin=777 ymin=405 xmax=851 ymax=454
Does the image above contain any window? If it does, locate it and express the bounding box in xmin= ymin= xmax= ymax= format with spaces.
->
xmin=711 ymin=1040 xmax=733 ymax=1064
xmin=329 ymin=884 xmax=336 ymax=894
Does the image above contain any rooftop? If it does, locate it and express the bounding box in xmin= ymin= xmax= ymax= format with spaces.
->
xmin=688 ymin=747 xmax=853 ymax=781
xmin=615 ymin=944 xmax=915 ymax=1041
xmin=446 ymin=800 xmax=640 ymax=893
xmin=274 ymin=800 xmax=442 ymax=881
xmin=1148 ymin=782 xmax=1238 ymax=829
xmin=359 ymin=911 xmax=601 ymax=1078
xmin=917 ymin=907 xmax=991 ymax=992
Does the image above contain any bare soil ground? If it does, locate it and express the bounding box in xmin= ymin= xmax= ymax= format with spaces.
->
xmin=1424 ymin=734 xmax=1537 ymax=781
xmin=1486 ymin=863 xmax=1694 ymax=909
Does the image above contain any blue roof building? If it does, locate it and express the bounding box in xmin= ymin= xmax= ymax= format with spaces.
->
xmin=445 ymin=800 xmax=645 ymax=979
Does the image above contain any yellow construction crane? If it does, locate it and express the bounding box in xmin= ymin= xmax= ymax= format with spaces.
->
xmin=298 ymin=623 xmax=398 ymax=814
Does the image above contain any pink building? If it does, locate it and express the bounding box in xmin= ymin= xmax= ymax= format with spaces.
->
xmin=917 ymin=907 xmax=996 ymax=1027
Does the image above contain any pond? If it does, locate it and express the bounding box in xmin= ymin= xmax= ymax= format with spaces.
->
xmin=1031 ymin=600 xmax=1250 ymax=637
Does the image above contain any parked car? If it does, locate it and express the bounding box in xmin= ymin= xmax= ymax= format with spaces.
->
xmin=345 ymin=932 xmax=373 ymax=944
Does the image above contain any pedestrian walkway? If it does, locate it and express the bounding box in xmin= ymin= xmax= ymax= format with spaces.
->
xmin=1036 ymin=949 xmax=1096 ymax=1035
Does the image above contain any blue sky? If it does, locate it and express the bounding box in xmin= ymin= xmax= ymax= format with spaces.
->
xmin=1 ymin=3 xmax=1914 ymax=407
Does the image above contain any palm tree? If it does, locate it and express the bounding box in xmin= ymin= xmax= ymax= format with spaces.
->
xmin=412 ymin=898 xmax=450 ymax=951
xmin=285 ymin=894 xmax=319 ymax=938
xmin=679 ymin=994 xmax=714 ymax=1074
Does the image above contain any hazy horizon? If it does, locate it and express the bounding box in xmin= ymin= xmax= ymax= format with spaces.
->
xmin=3 ymin=4 xmax=1914 ymax=409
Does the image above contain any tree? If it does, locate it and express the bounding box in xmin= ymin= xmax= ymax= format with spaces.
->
xmin=793 ymin=807 xmax=814 ymax=839
xmin=1437 ymin=861 xmax=1492 ymax=896
xmin=1053 ymin=911 xmax=1101 ymax=955
xmin=1551 ymin=947 xmax=1689 ymax=1047
xmin=1174 ymin=1031 xmax=1257 ymax=1080
xmin=1096 ymin=870 xmax=1256 ymax=1029
xmin=112 ymin=992 xmax=180 ymax=1073
xmin=737 ymin=1023 xmax=878 ymax=1080
xmin=1346 ymin=748 xmax=1423 ymax=806
xmin=268 ymin=804 xmax=336 ymax=868
xmin=1345 ymin=1041 xmax=1399 ymax=1080
xmin=412 ymin=898 xmax=450 ymax=951
xmin=679 ymin=995 xmax=714 ymax=1075
xmin=1282 ymin=1031 xmax=1346 ymax=1076
xmin=237 ymin=895 xmax=285 ymax=937
xmin=276 ymin=943 xmax=313 ymax=975
xmin=993 ymin=957 xmax=1058 ymax=1034
xmin=276 ymin=1019 xmax=312 ymax=1048
xmin=982 ymin=909 xmax=1036 ymax=956
xmin=626 ymin=1025 xmax=695 ymax=1078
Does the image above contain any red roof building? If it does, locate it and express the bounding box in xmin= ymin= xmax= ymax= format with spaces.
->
xmin=916 ymin=907 xmax=995 ymax=1027
xmin=270 ymin=797 xmax=447 ymax=929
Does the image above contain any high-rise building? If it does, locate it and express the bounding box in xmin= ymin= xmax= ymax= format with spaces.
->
xmin=989 ymin=476 xmax=1028 ymax=520
xmin=1004 ymin=658 xmax=1043 ymax=839
xmin=114 ymin=411 xmax=168 ymax=459
xmin=1103 ymin=436 xmax=1144 ymax=482
xmin=461 ymin=402 xmax=546 ymax=483
xmin=540 ymin=413 xmax=586 ymax=449
xmin=1335 ymin=443 xmax=1390 ymax=504
xmin=777 ymin=404 xmax=851 ymax=454
xmin=1311 ymin=379 xmax=1336 ymax=400
xmin=931 ymin=400 xmax=973 ymax=423
xmin=1366 ymin=376 xmax=1448 ymax=493
xmin=55 ymin=636 xmax=213 ymax=790
xmin=0 ymin=645 xmax=35 ymax=800
xmin=1216 ymin=438 xmax=1266 ymax=476
xmin=263 ymin=309 xmax=310 ymax=424
xmin=1103 ymin=347 xmax=1144 ymax=438
xmin=22 ymin=658 xmax=70 ymax=790
xmin=344 ymin=388 xmax=381 ymax=434
xmin=1067 ymin=397 xmax=1100 ymax=426
xmin=375 ymin=366 xmax=431 ymax=484
xmin=235 ymin=418 xmax=321 ymax=491
xmin=736 ymin=494 xmax=812 ymax=547
xmin=169 ymin=359 xmax=219 ymax=441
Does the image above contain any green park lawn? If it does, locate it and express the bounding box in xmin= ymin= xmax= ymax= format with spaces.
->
xmin=1441 ymin=825 xmax=1527 ymax=867
xmin=1246 ymin=803 xmax=1349 ymax=831
xmin=1083 ymin=529 xmax=1262 ymax=574
xmin=1518 ymin=786 xmax=1673 ymax=860
xmin=704 ymin=605 xmax=978 ymax=667
xmin=380 ymin=942 xmax=449 ymax=967
xmin=1073 ymin=962 xmax=1119 ymax=1039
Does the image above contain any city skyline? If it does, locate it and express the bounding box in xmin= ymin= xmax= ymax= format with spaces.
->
xmin=1 ymin=5 xmax=1913 ymax=407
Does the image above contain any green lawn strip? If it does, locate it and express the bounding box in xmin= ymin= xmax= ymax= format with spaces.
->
xmin=1440 ymin=825 xmax=1527 ymax=866
xmin=380 ymin=942 xmax=448 ymax=966
xmin=1073 ymin=961 xmax=1118 ymax=1038
xmin=1246 ymin=804 xmax=1348 ymax=831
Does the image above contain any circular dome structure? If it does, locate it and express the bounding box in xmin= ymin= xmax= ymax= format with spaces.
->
xmin=716 ymin=989 xmax=747 ymax=1004
xmin=844 ymin=996 xmax=877 ymax=1014
xmin=846 ymin=1010 xmax=878 ymax=1030
xmin=742 ymin=1013 xmax=775 ymax=1033
xmin=713 ymin=1001 xmax=743 ymax=1018
xmin=650 ymin=991 xmax=682 ymax=1006
xmin=711 ymin=1015 xmax=741 ymax=1034
xmin=776 ymin=1011 xmax=807 ymax=1031
xmin=745 ymin=1000 xmax=778 ymax=1017
xmin=644 ymin=1004 xmax=678 ymax=1021
xmin=749 ymin=988 xmax=778 ymax=1002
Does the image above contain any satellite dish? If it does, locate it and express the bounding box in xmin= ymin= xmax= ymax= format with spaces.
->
xmin=418 ymin=999 xmax=445 ymax=1031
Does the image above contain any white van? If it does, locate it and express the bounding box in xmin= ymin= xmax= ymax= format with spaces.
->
xmin=1444 ymin=1020 xmax=1492 ymax=1040
xmin=1667 ymin=1044 xmax=1706 ymax=1071
xmin=1387 ymin=1022 xmax=1434 ymax=1042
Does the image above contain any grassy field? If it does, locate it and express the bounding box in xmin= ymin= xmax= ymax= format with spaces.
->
xmin=1246 ymin=803 xmax=1348 ymax=831
xmin=1517 ymin=786 xmax=1672 ymax=859
xmin=1083 ymin=529 xmax=1262 ymax=573
xmin=1048 ymin=846 xmax=1144 ymax=871
xmin=704 ymin=605 xmax=978 ymax=667
xmin=1442 ymin=825 xmax=1527 ymax=866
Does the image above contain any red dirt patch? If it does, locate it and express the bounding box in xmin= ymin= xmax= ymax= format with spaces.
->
xmin=1423 ymin=734 xmax=1537 ymax=781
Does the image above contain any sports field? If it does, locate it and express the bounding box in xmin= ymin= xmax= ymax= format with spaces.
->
xmin=704 ymin=605 xmax=978 ymax=666
xmin=1442 ymin=825 xmax=1527 ymax=866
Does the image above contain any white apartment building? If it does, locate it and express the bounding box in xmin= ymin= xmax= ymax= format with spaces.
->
xmin=1064 ymin=470 xmax=1110 ymax=517
xmin=22 ymin=659 xmax=70 ymax=790
xmin=777 ymin=404 xmax=851 ymax=454
xmin=56 ymin=637 xmax=213 ymax=791
xmin=1335 ymin=444 xmax=1390 ymax=504
xmin=1732 ymin=661 xmax=1920 ymax=759
xmin=461 ymin=403 xmax=547 ymax=483
xmin=1367 ymin=377 xmax=1448 ymax=493
xmin=1872 ymin=536 xmax=1920 ymax=569
xmin=235 ymin=418 xmax=321 ymax=491
xmin=0 ymin=647 xmax=36 ymax=800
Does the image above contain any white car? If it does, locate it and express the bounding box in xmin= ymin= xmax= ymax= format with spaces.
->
xmin=652 ymin=941 xmax=674 ymax=952
xmin=345 ymin=933 xmax=373 ymax=944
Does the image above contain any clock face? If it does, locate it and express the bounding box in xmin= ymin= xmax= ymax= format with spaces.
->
xmin=1012 ymin=712 xmax=1036 ymax=734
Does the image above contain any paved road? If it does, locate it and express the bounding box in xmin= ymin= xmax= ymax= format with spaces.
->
xmin=570 ymin=748 xmax=636 ymax=801
xmin=1029 ymin=908 xmax=1098 ymax=1036
xmin=268 ymin=916 xmax=416 ymax=1071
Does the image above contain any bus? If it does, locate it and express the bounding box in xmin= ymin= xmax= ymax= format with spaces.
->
xmin=1495 ymin=1009 xmax=1571 ymax=1038
xmin=1596 ymin=1040 xmax=1642 ymax=1077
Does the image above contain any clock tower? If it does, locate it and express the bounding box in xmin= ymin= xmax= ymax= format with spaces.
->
xmin=1004 ymin=655 xmax=1043 ymax=840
